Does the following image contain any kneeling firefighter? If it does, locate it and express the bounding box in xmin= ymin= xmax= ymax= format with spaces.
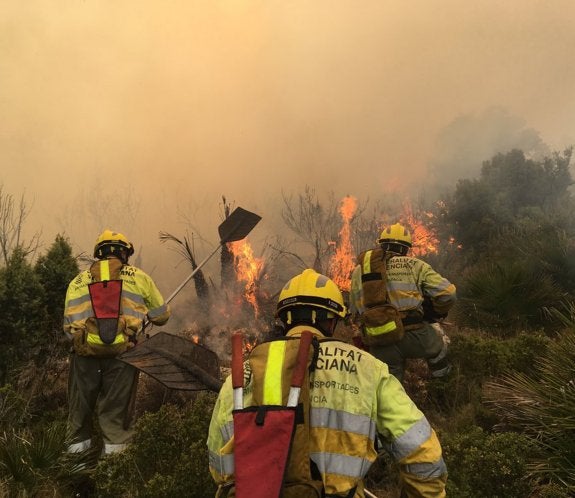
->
xmin=63 ymin=230 xmax=171 ymax=455
xmin=350 ymin=223 xmax=456 ymax=383
xmin=208 ymin=269 xmax=447 ymax=497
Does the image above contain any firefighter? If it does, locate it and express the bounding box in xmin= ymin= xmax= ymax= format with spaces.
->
xmin=208 ymin=269 xmax=447 ymax=497
xmin=349 ymin=223 xmax=456 ymax=383
xmin=63 ymin=230 xmax=170 ymax=455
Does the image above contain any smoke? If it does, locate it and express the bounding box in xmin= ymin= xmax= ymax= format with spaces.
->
xmin=428 ymin=107 xmax=551 ymax=192
xmin=2 ymin=1 xmax=575 ymax=318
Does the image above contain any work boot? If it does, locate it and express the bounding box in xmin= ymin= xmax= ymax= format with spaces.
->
xmin=429 ymin=361 xmax=452 ymax=378
xmin=427 ymin=322 xmax=451 ymax=379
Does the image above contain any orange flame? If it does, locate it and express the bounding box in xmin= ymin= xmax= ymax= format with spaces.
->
xmin=229 ymin=239 xmax=264 ymax=317
xmin=328 ymin=196 xmax=358 ymax=291
xmin=232 ymin=328 xmax=259 ymax=355
xmin=401 ymin=200 xmax=439 ymax=257
xmin=448 ymin=236 xmax=463 ymax=250
xmin=243 ymin=341 xmax=256 ymax=354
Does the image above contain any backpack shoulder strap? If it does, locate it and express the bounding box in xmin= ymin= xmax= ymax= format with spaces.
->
xmin=89 ymin=257 xmax=123 ymax=282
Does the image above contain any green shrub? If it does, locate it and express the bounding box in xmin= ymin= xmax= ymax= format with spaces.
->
xmin=449 ymin=331 xmax=549 ymax=383
xmin=443 ymin=426 xmax=533 ymax=498
xmin=95 ymin=392 xmax=218 ymax=498
xmin=0 ymin=248 xmax=48 ymax=383
xmin=423 ymin=331 xmax=550 ymax=422
xmin=0 ymin=384 xmax=31 ymax=431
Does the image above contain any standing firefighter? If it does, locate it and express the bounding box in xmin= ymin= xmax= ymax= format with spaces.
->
xmin=63 ymin=230 xmax=170 ymax=455
xmin=208 ymin=269 xmax=447 ymax=497
xmin=350 ymin=223 xmax=456 ymax=383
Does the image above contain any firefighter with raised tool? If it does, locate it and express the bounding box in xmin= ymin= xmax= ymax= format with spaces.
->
xmin=208 ymin=268 xmax=447 ymax=497
xmin=349 ymin=223 xmax=456 ymax=384
xmin=63 ymin=230 xmax=171 ymax=456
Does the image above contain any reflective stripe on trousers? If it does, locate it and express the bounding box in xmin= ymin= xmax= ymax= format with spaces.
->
xmin=67 ymin=439 xmax=91 ymax=453
xmin=103 ymin=442 xmax=127 ymax=455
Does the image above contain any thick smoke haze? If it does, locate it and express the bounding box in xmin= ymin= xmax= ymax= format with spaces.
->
xmin=2 ymin=1 xmax=575 ymax=308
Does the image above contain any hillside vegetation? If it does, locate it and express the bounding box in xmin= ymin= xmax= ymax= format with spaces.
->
xmin=1 ymin=148 xmax=574 ymax=497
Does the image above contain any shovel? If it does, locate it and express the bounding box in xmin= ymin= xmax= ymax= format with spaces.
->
xmin=137 ymin=206 xmax=261 ymax=332
xmin=231 ymin=330 xmax=313 ymax=498
xmin=162 ymin=206 xmax=262 ymax=308
xmin=122 ymin=207 xmax=261 ymax=428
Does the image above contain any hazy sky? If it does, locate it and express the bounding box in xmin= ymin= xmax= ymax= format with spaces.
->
xmin=2 ymin=1 xmax=575 ymax=290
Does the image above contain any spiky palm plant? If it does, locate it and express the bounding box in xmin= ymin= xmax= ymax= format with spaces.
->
xmin=545 ymin=301 xmax=575 ymax=329
xmin=457 ymin=260 xmax=562 ymax=333
xmin=513 ymin=227 xmax=575 ymax=303
xmin=159 ymin=231 xmax=210 ymax=301
xmin=0 ymin=422 xmax=95 ymax=497
xmin=484 ymin=323 xmax=575 ymax=492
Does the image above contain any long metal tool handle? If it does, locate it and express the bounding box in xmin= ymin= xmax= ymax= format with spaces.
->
xmin=141 ymin=244 xmax=222 ymax=333
xmin=165 ymin=244 xmax=221 ymax=305
xmin=158 ymin=206 xmax=262 ymax=312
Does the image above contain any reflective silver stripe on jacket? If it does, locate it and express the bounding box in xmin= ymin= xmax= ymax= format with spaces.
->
xmin=385 ymin=417 xmax=432 ymax=460
xmin=121 ymin=307 xmax=146 ymax=320
xmin=122 ymin=290 xmax=146 ymax=305
xmin=148 ymin=303 xmax=169 ymax=319
xmin=310 ymin=451 xmax=372 ymax=478
xmin=310 ymin=407 xmax=376 ymax=440
xmin=67 ymin=294 xmax=92 ymax=308
xmin=425 ymin=279 xmax=454 ymax=296
xmin=404 ymin=457 xmax=447 ymax=478
xmin=121 ymin=290 xmax=147 ymax=320
xmin=209 ymin=451 xmax=235 ymax=475
xmin=387 ymin=282 xmax=420 ymax=308
xmin=220 ymin=421 xmax=234 ymax=444
xmin=65 ymin=308 xmax=94 ymax=323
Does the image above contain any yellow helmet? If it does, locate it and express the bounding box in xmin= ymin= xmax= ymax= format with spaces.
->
xmin=276 ymin=269 xmax=346 ymax=324
xmin=378 ymin=223 xmax=412 ymax=248
xmin=93 ymin=229 xmax=134 ymax=260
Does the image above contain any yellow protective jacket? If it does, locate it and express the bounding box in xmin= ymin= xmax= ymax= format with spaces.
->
xmin=63 ymin=258 xmax=170 ymax=357
xmin=350 ymin=254 xmax=456 ymax=325
xmin=207 ymin=326 xmax=447 ymax=497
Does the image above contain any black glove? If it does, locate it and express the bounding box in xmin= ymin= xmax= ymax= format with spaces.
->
xmin=422 ymin=298 xmax=447 ymax=322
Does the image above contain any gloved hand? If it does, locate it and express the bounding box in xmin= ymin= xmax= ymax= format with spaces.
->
xmin=422 ymin=297 xmax=447 ymax=322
